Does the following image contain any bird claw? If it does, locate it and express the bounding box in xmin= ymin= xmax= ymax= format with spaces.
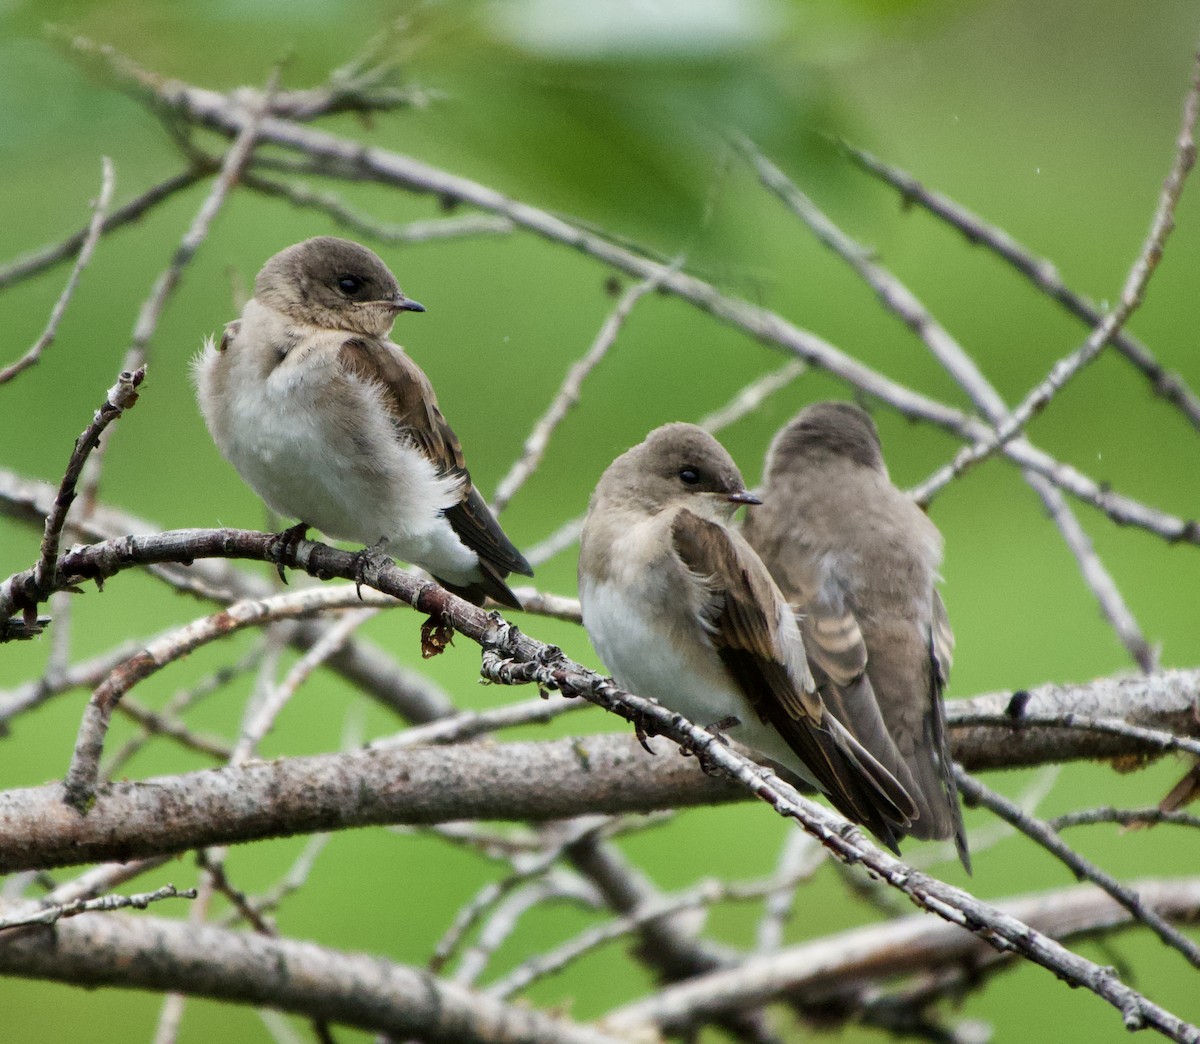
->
xmin=351 ymin=538 xmax=392 ymax=600
xmin=632 ymin=710 xmax=660 ymax=754
xmin=679 ymin=715 xmax=740 ymax=776
xmin=268 ymin=522 xmax=310 ymax=584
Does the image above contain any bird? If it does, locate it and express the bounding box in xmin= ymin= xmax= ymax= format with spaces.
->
xmin=193 ymin=236 xmax=532 ymax=609
xmin=742 ymin=401 xmax=969 ymax=870
xmin=578 ymin=422 xmax=917 ymax=850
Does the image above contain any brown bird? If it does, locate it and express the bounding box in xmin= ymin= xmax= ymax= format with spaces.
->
xmin=743 ymin=402 xmax=969 ymax=870
xmin=578 ymin=422 xmax=917 ymax=851
xmin=194 ymin=236 xmax=531 ymax=608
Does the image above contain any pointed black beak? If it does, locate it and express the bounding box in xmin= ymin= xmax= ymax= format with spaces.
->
xmin=393 ymin=294 xmax=426 ymax=313
xmin=727 ymin=490 xmax=762 ymax=506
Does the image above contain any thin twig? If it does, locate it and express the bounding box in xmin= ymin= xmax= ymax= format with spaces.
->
xmin=733 ymin=131 xmax=1158 ymax=671
xmin=0 ymin=157 xmax=115 ymax=384
xmin=489 ymin=852 xmax=830 ymax=1001
xmin=102 ymin=644 xmax=266 ymax=777
xmin=369 ymin=692 xmax=587 ymax=750
xmin=0 ymin=884 xmax=195 ymax=933
xmin=755 ymin=830 xmax=823 ymax=953
xmin=695 ymin=359 xmax=807 ymax=432
xmin=522 ymin=358 xmax=809 ymax=568
xmin=0 ymin=368 xmax=145 ymax=640
xmin=454 ymin=874 xmax=601 ymax=987
xmin=1049 ymin=807 xmax=1200 ymax=832
xmin=492 ymin=269 xmax=673 ymax=515
xmin=76 ymin=69 xmax=279 ymax=525
xmin=956 ymin=771 xmax=1200 ymax=969
xmin=235 ymin=608 xmax=374 ymax=761
xmin=951 ymin=710 xmax=1200 ymax=760
xmin=0 ymin=168 xmax=205 ymax=291
xmin=429 ymin=818 xmax=610 ymax=974
xmin=242 ymin=172 xmax=514 ymax=243
xmin=844 ymin=140 xmax=1200 ymax=434
xmin=913 ymin=50 xmax=1200 ymax=501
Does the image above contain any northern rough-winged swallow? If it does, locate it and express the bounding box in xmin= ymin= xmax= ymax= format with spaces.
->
xmin=743 ymin=401 xmax=969 ymax=869
xmin=578 ymin=422 xmax=917 ymax=850
xmin=194 ymin=236 xmax=532 ymax=608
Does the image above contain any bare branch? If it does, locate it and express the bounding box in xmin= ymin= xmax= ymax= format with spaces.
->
xmin=0 ymin=471 xmax=455 ymax=723
xmin=602 ymin=878 xmax=1200 ymax=1036
xmin=1049 ymin=807 xmax=1200 ymax=832
xmin=913 ymin=48 xmax=1200 ymax=500
xmin=0 ymin=157 xmax=115 ymax=384
xmin=0 ymin=904 xmax=624 ymax=1044
xmin=843 ymin=141 xmax=1200 ymax=434
xmin=0 ymin=368 xmax=145 ymax=640
xmin=956 ymin=771 xmax=1200 ymax=968
xmin=242 ymin=173 xmax=514 ymax=243
xmin=0 ymin=884 xmax=194 ymax=933
xmin=122 ymin=68 xmax=279 ymax=375
xmin=492 ymin=270 xmax=670 ymax=515
xmin=0 ymin=168 xmax=205 ymax=291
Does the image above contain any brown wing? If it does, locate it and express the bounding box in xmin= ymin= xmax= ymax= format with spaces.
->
xmin=670 ymin=510 xmax=915 ymax=849
xmin=926 ymin=590 xmax=969 ymax=870
xmin=337 ymin=339 xmax=532 ymax=595
xmin=793 ymin=577 xmax=922 ymax=816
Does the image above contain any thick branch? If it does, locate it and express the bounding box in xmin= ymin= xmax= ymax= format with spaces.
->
xmin=2 ymin=664 xmax=1197 ymax=873
xmin=0 ymin=528 xmax=1196 ymax=1037
xmin=0 ymin=735 xmax=737 ymax=874
xmin=0 ymin=905 xmax=620 ymax=1044
xmin=603 ymin=878 xmax=1200 ymax=1034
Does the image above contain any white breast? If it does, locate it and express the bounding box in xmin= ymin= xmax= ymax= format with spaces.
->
xmin=193 ymin=307 xmax=474 ymax=581
xmin=580 ymin=544 xmax=820 ymax=787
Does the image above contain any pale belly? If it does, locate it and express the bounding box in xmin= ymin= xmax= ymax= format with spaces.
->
xmin=207 ymin=357 xmax=477 ymax=580
xmin=581 ymin=578 xmax=819 ymax=786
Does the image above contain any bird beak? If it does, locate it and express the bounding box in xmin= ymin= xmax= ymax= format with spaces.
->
xmin=392 ymin=294 xmax=426 ymax=313
xmin=727 ymin=490 xmax=762 ymax=506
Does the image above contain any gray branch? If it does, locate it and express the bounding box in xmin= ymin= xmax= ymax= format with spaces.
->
xmin=0 ymin=903 xmax=621 ymax=1044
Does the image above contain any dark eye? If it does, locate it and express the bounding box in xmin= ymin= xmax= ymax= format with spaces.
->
xmin=679 ymin=467 xmax=700 ymax=485
xmin=337 ymin=274 xmax=365 ymax=295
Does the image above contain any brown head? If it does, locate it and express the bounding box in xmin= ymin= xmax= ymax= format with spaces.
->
xmin=254 ymin=237 xmax=425 ymax=338
xmin=590 ymin=423 xmax=760 ymax=522
xmin=765 ymin=401 xmax=886 ymax=478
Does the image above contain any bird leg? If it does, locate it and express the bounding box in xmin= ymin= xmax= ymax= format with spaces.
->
xmin=351 ymin=537 xmax=393 ymax=600
xmin=267 ymin=522 xmax=310 ymax=584
xmin=679 ymin=715 xmax=740 ymax=776
xmin=631 ymin=709 xmax=661 ymax=754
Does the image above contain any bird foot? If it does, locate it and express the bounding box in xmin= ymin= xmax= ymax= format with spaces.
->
xmin=679 ymin=715 xmax=740 ymax=776
xmin=631 ymin=708 xmax=661 ymax=754
xmin=268 ymin=522 xmax=310 ymax=584
xmin=351 ymin=538 xmax=393 ymax=600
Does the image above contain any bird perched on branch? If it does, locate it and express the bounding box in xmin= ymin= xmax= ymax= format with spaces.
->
xmin=743 ymin=402 xmax=969 ymax=870
xmin=578 ymin=422 xmax=917 ymax=851
xmin=194 ymin=236 xmax=531 ymax=608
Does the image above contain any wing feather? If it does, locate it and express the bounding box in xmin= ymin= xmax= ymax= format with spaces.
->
xmin=670 ymin=510 xmax=915 ymax=847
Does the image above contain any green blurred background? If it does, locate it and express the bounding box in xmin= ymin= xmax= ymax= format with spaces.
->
xmin=2 ymin=0 xmax=1198 ymax=1040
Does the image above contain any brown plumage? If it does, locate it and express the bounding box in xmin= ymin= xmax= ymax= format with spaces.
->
xmin=743 ymin=402 xmax=969 ymax=870
xmin=194 ymin=237 xmax=531 ymax=609
xmin=578 ymin=422 xmax=917 ymax=851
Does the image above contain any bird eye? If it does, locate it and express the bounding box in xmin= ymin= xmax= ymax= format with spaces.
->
xmin=337 ymin=275 xmax=365 ymax=295
xmin=678 ymin=467 xmax=700 ymax=485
